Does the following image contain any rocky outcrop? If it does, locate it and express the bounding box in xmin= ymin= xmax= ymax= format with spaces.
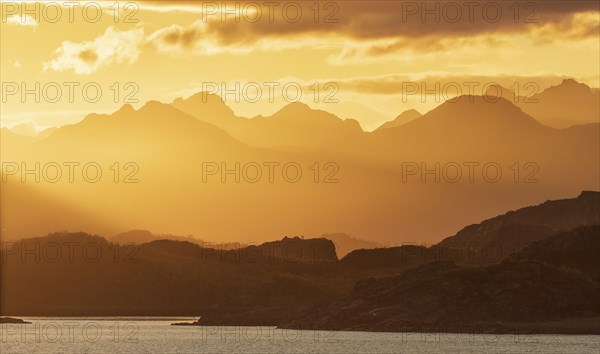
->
xmin=280 ymin=259 xmax=599 ymax=333
xmin=437 ymin=191 xmax=600 ymax=264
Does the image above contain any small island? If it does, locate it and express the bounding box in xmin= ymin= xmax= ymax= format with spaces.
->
xmin=0 ymin=317 xmax=31 ymax=324
xmin=171 ymin=318 xmax=201 ymax=326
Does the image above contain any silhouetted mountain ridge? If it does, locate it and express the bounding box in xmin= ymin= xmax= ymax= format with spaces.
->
xmin=2 ymin=195 xmax=599 ymax=333
xmin=375 ymin=109 xmax=422 ymax=130
xmin=438 ymin=191 xmax=600 ymax=258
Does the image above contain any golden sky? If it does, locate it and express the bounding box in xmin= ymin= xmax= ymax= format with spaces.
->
xmin=1 ymin=0 xmax=599 ymax=133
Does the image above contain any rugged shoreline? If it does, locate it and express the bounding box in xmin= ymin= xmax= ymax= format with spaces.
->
xmin=276 ymin=317 xmax=600 ymax=335
xmin=171 ymin=316 xmax=600 ymax=335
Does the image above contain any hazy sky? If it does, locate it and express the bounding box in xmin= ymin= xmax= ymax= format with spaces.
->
xmin=1 ymin=0 xmax=599 ymax=133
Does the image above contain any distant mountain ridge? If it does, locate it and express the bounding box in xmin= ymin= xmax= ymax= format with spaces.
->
xmin=3 ymin=78 xmax=597 ymax=147
xmin=375 ymin=109 xmax=422 ymax=131
xmin=2 ymin=81 xmax=599 ymax=245
xmin=172 ymin=93 xmax=362 ymax=148
xmin=484 ymin=79 xmax=600 ymax=128
xmin=110 ymin=230 xmax=248 ymax=250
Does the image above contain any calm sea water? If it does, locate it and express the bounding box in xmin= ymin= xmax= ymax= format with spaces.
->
xmin=1 ymin=318 xmax=599 ymax=353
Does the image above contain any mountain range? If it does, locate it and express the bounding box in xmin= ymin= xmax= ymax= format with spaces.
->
xmin=1 ymin=79 xmax=598 ymax=245
xmin=484 ymin=79 xmax=600 ymax=128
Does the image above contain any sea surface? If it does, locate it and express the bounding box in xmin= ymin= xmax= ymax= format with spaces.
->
xmin=1 ymin=318 xmax=599 ymax=353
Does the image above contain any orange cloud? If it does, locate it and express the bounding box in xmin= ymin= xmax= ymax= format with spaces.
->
xmin=43 ymin=27 xmax=144 ymax=74
xmin=138 ymin=1 xmax=599 ymax=42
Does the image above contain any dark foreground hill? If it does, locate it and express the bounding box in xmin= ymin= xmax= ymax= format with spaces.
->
xmin=279 ymin=258 xmax=599 ymax=333
xmin=339 ymin=192 xmax=600 ymax=273
xmin=278 ymin=223 xmax=600 ymax=333
xmin=437 ymin=191 xmax=600 ymax=264
xmin=1 ymin=234 xmax=342 ymax=323
xmin=518 ymin=225 xmax=600 ymax=282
